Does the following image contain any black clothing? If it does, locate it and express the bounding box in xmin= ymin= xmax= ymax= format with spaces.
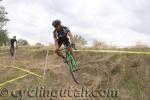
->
xmin=53 ymin=26 xmax=71 ymax=48
xmin=10 ymin=39 xmax=17 ymax=48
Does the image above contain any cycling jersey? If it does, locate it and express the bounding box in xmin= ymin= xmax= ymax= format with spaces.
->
xmin=53 ymin=26 xmax=70 ymax=39
xmin=53 ymin=26 xmax=71 ymax=48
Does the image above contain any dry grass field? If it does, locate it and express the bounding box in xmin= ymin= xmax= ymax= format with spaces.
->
xmin=0 ymin=46 xmax=150 ymax=100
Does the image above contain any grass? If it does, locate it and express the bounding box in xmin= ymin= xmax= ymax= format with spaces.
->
xmin=0 ymin=46 xmax=150 ymax=100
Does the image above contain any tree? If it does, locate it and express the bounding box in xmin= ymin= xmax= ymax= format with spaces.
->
xmin=73 ymin=34 xmax=87 ymax=47
xmin=134 ymin=41 xmax=148 ymax=48
xmin=0 ymin=30 xmax=9 ymax=46
xmin=18 ymin=39 xmax=29 ymax=46
xmin=0 ymin=7 xmax=9 ymax=30
xmin=0 ymin=0 xmax=9 ymax=46
xmin=93 ymin=40 xmax=108 ymax=48
xmin=35 ymin=43 xmax=44 ymax=46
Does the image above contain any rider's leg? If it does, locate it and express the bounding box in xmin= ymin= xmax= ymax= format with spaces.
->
xmin=63 ymin=37 xmax=76 ymax=62
xmin=55 ymin=41 xmax=66 ymax=60
xmin=10 ymin=46 xmax=14 ymax=57
xmin=10 ymin=47 xmax=12 ymax=56
xmin=55 ymin=49 xmax=66 ymax=59
xmin=12 ymin=48 xmax=14 ymax=57
xmin=55 ymin=49 xmax=69 ymax=63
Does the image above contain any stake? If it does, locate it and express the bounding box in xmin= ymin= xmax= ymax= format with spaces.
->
xmin=43 ymin=50 xmax=49 ymax=79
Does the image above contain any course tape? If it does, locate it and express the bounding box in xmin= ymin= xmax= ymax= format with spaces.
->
xmin=0 ymin=64 xmax=43 ymax=78
xmin=9 ymin=65 xmax=43 ymax=78
xmin=74 ymin=50 xmax=150 ymax=55
xmin=0 ymin=74 xmax=30 ymax=87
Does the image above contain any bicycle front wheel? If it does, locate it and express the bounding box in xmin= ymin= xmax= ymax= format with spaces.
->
xmin=66 ymin=53 xmax=80 ymax=84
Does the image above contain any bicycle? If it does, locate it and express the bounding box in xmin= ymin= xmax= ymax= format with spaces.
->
xmin=59 ymin=46 xmax=80 ymax=84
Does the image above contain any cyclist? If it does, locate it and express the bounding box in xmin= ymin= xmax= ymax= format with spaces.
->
xmin=52 ymin=19 xmax=76 ymax=63
xmin=10 ymin=36 xmax=17 ymax=57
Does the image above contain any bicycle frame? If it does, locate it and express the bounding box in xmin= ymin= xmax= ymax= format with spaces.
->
xmin=65 ymin=48 xmax=77 ymax=72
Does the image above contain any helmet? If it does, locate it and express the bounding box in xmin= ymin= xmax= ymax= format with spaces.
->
xmin=52 ymin=19 xmax=61 ymax=27
xmin=13 ymin=36 xmax=16 ymax=39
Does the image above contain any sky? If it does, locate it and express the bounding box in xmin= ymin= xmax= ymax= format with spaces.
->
xmin=1 ymin=0 xmax=150 ymax=47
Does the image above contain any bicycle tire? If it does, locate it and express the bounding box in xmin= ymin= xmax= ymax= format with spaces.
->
xmin=66 ymin=52 xmax=80 ymax=84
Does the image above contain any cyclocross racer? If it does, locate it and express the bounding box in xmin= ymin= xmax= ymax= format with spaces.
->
xmin=10 ymin=36 xmax=17 ymax=57
xmin=52 ymin=19 xmax=76 ymax=63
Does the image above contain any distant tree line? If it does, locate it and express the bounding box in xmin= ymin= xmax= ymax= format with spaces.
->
xmin=18 ymin=39 xmax=29 ymax=46
xmin=0 ymin=0 xmax=9 ymax=46
xmin=73 ymin=34 xmax=87 ymax=47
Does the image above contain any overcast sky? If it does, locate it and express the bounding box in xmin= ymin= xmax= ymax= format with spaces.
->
xmin=2 ymin=0 xmax=150 ymax=47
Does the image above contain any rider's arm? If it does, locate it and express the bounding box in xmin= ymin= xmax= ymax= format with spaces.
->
xmin=68 ymin=32 xmax=75 ymax=44
xmin=53 ymin=31 xmax=58 ymax=49
xmin=65 ymin=27 xmax=75 ymax=44
xmin=54 ymin=38 xmax=58 ymax=49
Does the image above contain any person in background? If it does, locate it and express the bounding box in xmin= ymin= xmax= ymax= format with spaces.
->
xmin=10 ymin=36 xmax=17 ymax=57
